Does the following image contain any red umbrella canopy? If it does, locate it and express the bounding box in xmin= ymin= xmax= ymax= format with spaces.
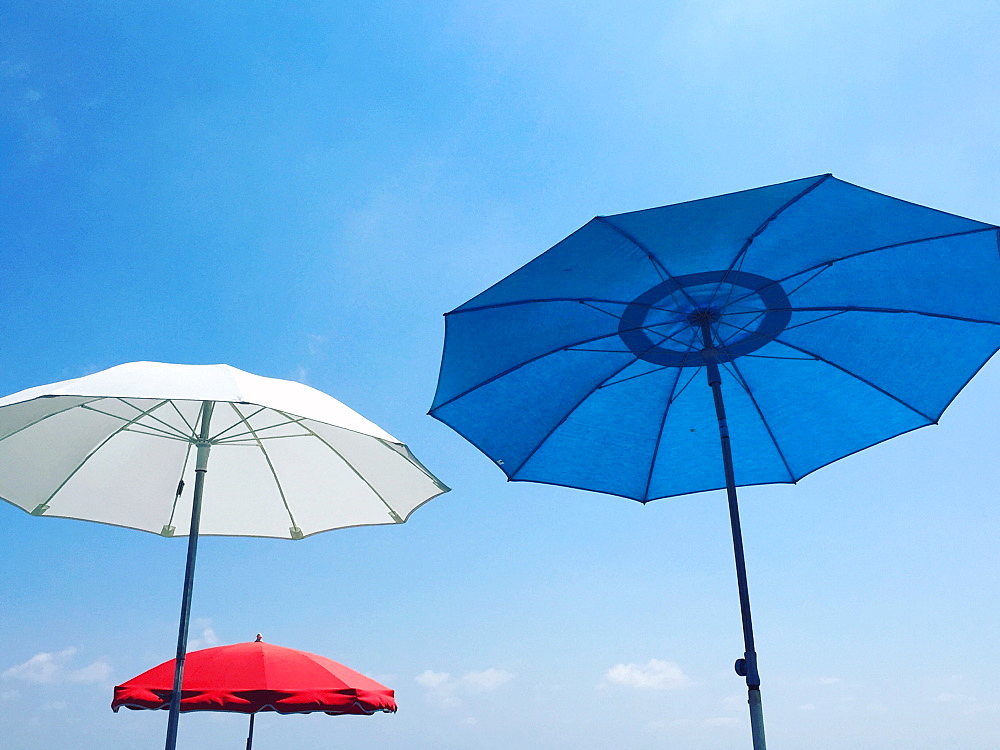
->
xmin=112 ymin=639 xmax=396 ymax=715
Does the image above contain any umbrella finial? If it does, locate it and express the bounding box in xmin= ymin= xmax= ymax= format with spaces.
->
xmin=255 ymin=634 xmax=263 ymax=642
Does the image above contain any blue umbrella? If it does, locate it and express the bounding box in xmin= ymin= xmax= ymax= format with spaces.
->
xmin=429 ymin=175 xmax=1000 ymax=748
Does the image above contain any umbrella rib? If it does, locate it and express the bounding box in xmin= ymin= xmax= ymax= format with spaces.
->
xmin=720 ymin=258 xmax=832 ymax=312
xmin=168 ymin=400 xmax=198 ymax=437
xmin=641 ymin=361 xmax=687 ymax=501
xmin=209 ymin=405 xmax=268 ymax=441
xmin=723 ymin=174 xmax=832 ymax=277
xmin=506 ymin=356 xmax=651 ymax=478
xmin=229 ymin=404 xmax=299 ymax=531
xmin=432 ymin=327 xmax=637 ymax=411
xmin=508 ymin=330 xmax=702 ymax=479
xmin=92 ymin=399 xmax=195 ymax=441
xmin=768 ymin=336 xmax=937 ymax=422
xmin=213 ymin=415 xmax=309 ymax=444
xmin=777 ymin=305 xmax=1000 ymax=326
xmin=707 ymin=176 xmax=830 ymax=313
xmin=594 ymin=216 xmax=701 ymax=309
xmin=272 ymin=409 xmax=404 ymax=523
xmin=0 ymin=396 xmax=105 ymax=443
xmin=580 ymin=299 xmax=633 ymax=321
xmin=781 ymin=309 xmax=849 ymax=332
xmin=723 ymin=359 xmax=796 ymax=482
xmin=37 ymin=400 xmax=174 ymax=510
xmin=164 ymin=440 xmax=195 ymax=531
xmin=722 ymin=226 xmax=1000 ymax=310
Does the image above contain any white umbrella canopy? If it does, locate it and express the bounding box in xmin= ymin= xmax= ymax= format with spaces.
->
xmin=0 ymin=361 xmax=448 ymax=538
xmin=0 ymin=361 xmax=448 ymax=750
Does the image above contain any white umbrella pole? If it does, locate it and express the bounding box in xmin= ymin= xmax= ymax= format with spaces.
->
xmin=700 ymin=320 xmax=766 ymax=750
xmin=164 ymin=401 xmax=215 ymax=750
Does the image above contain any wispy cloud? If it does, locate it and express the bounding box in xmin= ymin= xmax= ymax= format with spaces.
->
xmin=2 ymin=648 xmax=111 ymax=685
xmin=187 ymin=619 xmax=219 ymax=650
xmin=415 ymin=667 xmax=515 ymax=708
xmin=461 ymin=668 xmax=515 ymax=692
xmin=603 ymin=659 xmax=690 ymax=690
xmin=703 ymin=716 xmax=739 ymax=727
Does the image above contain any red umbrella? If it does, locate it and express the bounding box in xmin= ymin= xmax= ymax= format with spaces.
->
xmin=113 ymin=636 xmax=395 ymax=748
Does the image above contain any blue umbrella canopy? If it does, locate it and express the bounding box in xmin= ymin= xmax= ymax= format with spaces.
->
xmin=431 ymin=174 xmax=1000 ymax=500
xmin=430 ymin=174 xmax=1000 ymax=748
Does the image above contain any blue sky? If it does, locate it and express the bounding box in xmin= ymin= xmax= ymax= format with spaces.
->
xmin=2 ymin=2 xmax=1000 ymax=748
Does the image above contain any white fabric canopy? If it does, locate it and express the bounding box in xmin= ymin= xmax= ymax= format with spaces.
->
xmin=0 ymin=361 xmax=448 ymax=538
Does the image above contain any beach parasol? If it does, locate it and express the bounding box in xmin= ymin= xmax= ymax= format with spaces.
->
xmin=113 ymin=635 xmax=396 ymax=749
xmin=429 ymin=174 xmax=1000 ymax=748
xmin=0 ymin=361 xmax=446 ymax=750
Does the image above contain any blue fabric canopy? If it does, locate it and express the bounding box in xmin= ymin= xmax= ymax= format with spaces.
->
xmin=431 ymin=175 xmax=1000 ymax=502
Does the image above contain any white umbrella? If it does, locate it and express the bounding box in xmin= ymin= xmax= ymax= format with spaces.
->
xmin=0 ymin=361 xmax=448 ymax=749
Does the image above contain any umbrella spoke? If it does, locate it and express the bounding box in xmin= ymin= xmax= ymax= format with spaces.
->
xmin=0 ymin=396 xmax=105 ymax=443
xmin=596 ymin=216 xmax=704 ymax=310
xmin=669 ymin=365 xmax=704 ymax=405
xmin=208 ymin=405 xmax=268 ymax=441
xmin=168 ymin=400 xmax=198 ymax=438
xmin=163 ymin=441 xmax=195 ymax=534
xmin=769 ymin=336 xmax=936 ymax=422
xmin=211 ymin=413 xmax=309 ymax=444
xmin=89 ymin=399 xmax=197 ymax=441
xmin=507 ymin=354 xmax=658 ymax=477
xmin=432 ymin=326 xmax=638 ymax=411
xmin=229 ymin=404 xmax=300 ymax=535
xmin=640 ymin=365 xmax=686 ymax=500
xmin=777 ymin=305 xmax=1000 ymax=326
xmin=722 ymin=360 xmax=795 ymax=482
xmin=34 ymin=400 xmax=174 ymax=514
xmin=780 ymin=309 xmax=850 ymax=332
xmin=722 ymin=263 xmax=831 ymax=311
xmin=272 ymin=409 xmax=402 ymax=527
xmin=724 ymin=226 xmax=999 ymax=312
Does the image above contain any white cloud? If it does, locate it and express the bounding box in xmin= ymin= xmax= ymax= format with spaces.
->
xmin=416 ymin=670 xmax=451 ymax=689
xmin=799 ymin=703 xmax=816 ymax=711
xmin=819 ymin=676 xmax=842 ymax=685
xmin=187 ymin=619 xmax=219 ymax=650
xmin=461 ymin=668 xmax=514 ymax=692
xmin=416 ymin=667 xmax=516 ymax=709
xmin=2 ymin=648 xmax=111 ymax=685
xmin=604 ymin=659 xmax=690 ymax=690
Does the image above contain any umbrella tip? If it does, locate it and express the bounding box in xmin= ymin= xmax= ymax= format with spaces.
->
xmin=255 ymin=633 xmax=263 ymax=642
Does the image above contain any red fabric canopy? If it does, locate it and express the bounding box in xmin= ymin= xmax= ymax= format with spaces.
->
xmin=112 ymin=640 xmax=396 ymax=715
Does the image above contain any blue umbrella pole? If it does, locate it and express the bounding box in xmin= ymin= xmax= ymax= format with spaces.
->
xmin=700 ymin=321 xmax=766 ymax=750
xmin=165 ymin=401 xmax=215 ymax=750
